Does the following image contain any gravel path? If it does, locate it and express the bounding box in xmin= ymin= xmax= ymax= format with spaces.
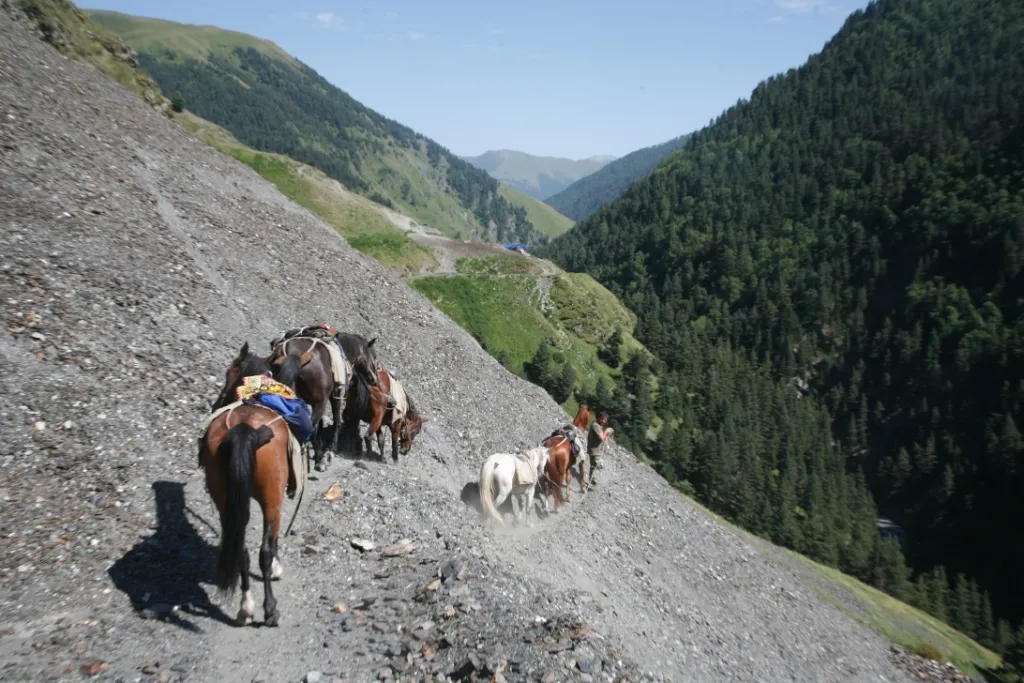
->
xmin=0 ymin=9 xmax=915 ymax=683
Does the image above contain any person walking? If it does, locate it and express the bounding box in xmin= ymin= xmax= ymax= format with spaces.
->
xmin=586 ymin=411 xmax=613 ymax=490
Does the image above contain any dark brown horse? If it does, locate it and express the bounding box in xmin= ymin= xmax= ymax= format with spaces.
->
xmin=199 ymin=350 xmax=312 ymax=627
xmin=268 ymin=337 xmax=336 ymax=472
xmin=267 ymin=329 xmax=382 ymax=471
xmin=341 ymin=368 xmax=427 ymax=462
xmin=540 ymin=404 xmax=591 ymax=512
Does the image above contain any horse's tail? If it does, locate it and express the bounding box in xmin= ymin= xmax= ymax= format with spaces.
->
xmin=478 ymin=457 xmax=504 ymax=524
xmin=216 ymin=423 xmax=273 ymax=595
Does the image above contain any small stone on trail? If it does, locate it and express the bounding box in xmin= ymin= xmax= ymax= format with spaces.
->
xmin=304 ymin=672 xmax=322 ymax=683
xmin=351 ymin=538 xmax=375 ymax=552
xmin=381 ymin=539 xmax=414 ymax=557
xmin=33 ymin=421 xmax=46 ymax=431
xmin=323 ymin=483 xmax=342 ymax=500
xmin=330 ymin=603 xmax=346 ymax=613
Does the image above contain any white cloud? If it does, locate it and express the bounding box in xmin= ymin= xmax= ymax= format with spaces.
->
xmin=768 ymin=15 xmax=785 ymax=22
xmin=775 ymin=0 xmax=827 ymax=12
xmin=385 ymin=10 xmax=398 ymax=18
xmin=316 ymin=11 xmax=342 ymax=28
xmin=406 ymin=31 xmax=426 ymax=41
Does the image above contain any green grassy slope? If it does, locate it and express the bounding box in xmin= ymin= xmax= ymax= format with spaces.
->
xmin=497 ymin=184 xmax=574 ymax=239
xmin=411 ymin=255 xmax=647 ymax=410
xmin=462 ymin=149 xmax=614 ymax=200
xmin=89 ymin=10 xmax=546 ymax=247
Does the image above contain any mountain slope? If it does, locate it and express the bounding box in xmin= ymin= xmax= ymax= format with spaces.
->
xmin=541 ymin=0 xmax=1024 ymax=638
xmin=546 ymin=133 xmax=692 ymax=221
xmin=462 ymin=149 xmax=614 ymax=200
xmin=0 ymin=5 xmax=929 ymax=682
xmin=497 ymin=183 xmax=575 ymax=238
xmin=88 ymin=10 xmax=546 ymax=247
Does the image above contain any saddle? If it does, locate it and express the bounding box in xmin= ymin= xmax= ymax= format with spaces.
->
xmin=549 ymin=424 xmax=583 ymax=463
xmin=513 ymin=452 xmax=539 ymax=487
xmin=270 ymin=323 xmax=337 ymax=350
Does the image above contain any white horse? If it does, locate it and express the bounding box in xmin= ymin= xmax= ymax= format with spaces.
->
xmin=478 ymin=446 xmax=551 ymax=527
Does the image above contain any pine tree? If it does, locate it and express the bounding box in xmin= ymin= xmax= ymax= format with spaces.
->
xmin=928 ymin=567 xmax=949 ymax=623
xmin=977 ymin=592 xmax=995 ymax=650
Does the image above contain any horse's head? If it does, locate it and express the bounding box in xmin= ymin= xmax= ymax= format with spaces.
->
xmin=398 ymin=415 xmax=428 ymax=455
xmin=272 ymin=351 xmax=314 ymax=390
xmin=212 ymin=342 xmax=272 ymax=411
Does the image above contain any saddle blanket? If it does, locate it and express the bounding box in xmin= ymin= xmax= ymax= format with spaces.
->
xmin=235 ymin=375 xmax=314 ymax=443
xmin=387 ymin=371 xmax=409 ymax=424
xmin=513 ymin=452 xmax=538 ymax=487
xmin=205 ymin=400 xmax=307 ymax=500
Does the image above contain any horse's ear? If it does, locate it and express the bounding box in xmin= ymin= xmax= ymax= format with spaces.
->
xmin=271 ymin=354 xmax=285 ymax=367
xmin=299 ymin=351 xmax=314 ymax=367
xmin=255 ymin=425 xmax=274 ymax=448
xmin=367 ymin=337 xmax=376 ymax=348
xmin=233 ymin=342 xmax=249 ymax=365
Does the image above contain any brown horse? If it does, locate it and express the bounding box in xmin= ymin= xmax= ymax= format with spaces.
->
xmin=540 ymin=404 xmax=592 ymax=511
xmin=341 ymin=367 xmax=427 ymax=462
xmin=199 ymin=350 xmax=312 ymax=627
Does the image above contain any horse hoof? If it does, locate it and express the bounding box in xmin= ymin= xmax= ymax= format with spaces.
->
xmin=270 ymin=557 xmax=284 ymax=580
xmin=265 ymin=612 xmax=279 ymax=627
xmin=314 ymin=461 xmax=327 ymax=473
xmin=235 ymin=611 xmax=252 ymax=626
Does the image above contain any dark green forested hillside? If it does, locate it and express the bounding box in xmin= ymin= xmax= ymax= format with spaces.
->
xmin=546 ymin=133 xmax=691 ymax=221
xmin=90 ymin=11 xmax=546 ymax=247
xmin=540 ymin=0 xmax=1024 ymax=649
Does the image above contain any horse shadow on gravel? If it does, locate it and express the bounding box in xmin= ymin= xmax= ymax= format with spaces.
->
xmin=108 ymin=480 xmax=233 ymax=632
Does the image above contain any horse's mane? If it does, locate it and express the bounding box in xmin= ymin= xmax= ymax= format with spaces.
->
xmin=238 ymin=354 xmax=272 ymax=377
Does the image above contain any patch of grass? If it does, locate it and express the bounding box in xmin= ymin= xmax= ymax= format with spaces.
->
xmin=497 ymin=184 xmax=575 ymax=239
xmin=411 ymin=275 xmax=551 ymax=373
xmin=411 ymin=269 xmax=635 ymax=407
xmin=20 ymin=0 xmax=168 ymax=111
xmin=455 ymin=256 xmax=546 ymax=277
xmin=548 ymin=272 xmax=638 ymax=347
xmin=88 ymin=9 xmax=296 ymax=65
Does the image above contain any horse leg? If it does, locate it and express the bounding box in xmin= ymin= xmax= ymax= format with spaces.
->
xmin=524 ymin=487 xmax=536 ymax=527
xmin=236 ymin=539 xmax=254 ymax=626
xmin=259 ymin=507 xmax=281 ymax=626
xmin=389 ymin=423 xmax=398 ymax=463
xmin=329 ymin=391 xmax=343 ymax=456
xmin=493 ymin=477 xmax=512 ymax=524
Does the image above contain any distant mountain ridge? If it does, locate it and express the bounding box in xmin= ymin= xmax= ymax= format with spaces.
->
xmin=461 ymin=149 xmax=615 ymax=201
xmin=546 ymin=133 xmax=692 ymax=221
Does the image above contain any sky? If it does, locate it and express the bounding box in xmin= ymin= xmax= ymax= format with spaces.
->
xmin=82 ymin=0 xmax=867 ymax=160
